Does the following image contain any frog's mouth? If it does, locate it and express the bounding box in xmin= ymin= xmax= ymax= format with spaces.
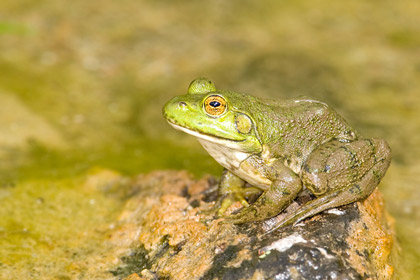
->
xmin=167 ymin=121 xmax=247 ymax=149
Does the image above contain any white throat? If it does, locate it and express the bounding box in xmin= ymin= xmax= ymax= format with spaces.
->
xmin=197 ymin=138 xmax=249 ymax=170
xmin=168 ymin=122 xmax=250 ymax=169
xmin=198 ymin=138 xmax=271 ymax=189
xmin=168 ymin=121 xmax=271 ymax=189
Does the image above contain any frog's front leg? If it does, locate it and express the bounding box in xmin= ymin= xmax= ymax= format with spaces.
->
xmin=217 ymin=169 xmax=262 ymax=216
xmin=267 ymin=138 xmax=391 ymax=232
xmin=227 ymin=159 xmax=303 ymax=224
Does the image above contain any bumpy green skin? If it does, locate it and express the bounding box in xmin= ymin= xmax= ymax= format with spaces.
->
xmin=163 ymin=78 xmax=391 ymax=231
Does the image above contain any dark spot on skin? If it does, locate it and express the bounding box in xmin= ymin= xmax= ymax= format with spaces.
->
xmin=372 ymin=170 xmax=382 ymax=183
xmin=366 ymin=139 xmax=378 ymax=163
xmin=349 ymin=184 xmax=361 ymax=194
xmin=366 ymin=139 xmax=374 ymax=149
xmin=250 ymin=207 xmax=258 ymax=218
xmin=260 ymin=196 xmax=268 ymax=204
xmin=340 ymin=146 xmax=358 ymax=165
xmin=323 ymin=165 xmax=331 ymax=172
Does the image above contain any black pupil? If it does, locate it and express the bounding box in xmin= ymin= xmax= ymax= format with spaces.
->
xmin=209 ymin=101 xmax=221 ymax=107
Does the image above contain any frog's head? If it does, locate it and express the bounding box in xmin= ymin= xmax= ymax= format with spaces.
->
xmin=163 ymin=78 xmax=262 ymax=153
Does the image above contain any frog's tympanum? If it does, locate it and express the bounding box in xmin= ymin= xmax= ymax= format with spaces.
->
xmin=163 ymin=78 xmax=391 ymax=231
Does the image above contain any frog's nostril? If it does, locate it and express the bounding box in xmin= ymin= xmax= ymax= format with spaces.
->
xmin=179 ymin=101 xmax=187 ymax=107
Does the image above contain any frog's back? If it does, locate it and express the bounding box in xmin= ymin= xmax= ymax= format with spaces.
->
xmin=247 ymin=96 xmax=357 ymax=163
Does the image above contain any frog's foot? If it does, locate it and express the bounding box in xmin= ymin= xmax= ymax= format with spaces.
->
xmin=217 ymin=186 xmax=262 ymax=216
xmin=225 ymin=204 xmax=274 ymax=224
xmin=263 ymin=189 xmax=344 ymax=234
xmin=215 ymin=169 xmax=263 ymax=217
xmin=263 ymin=183 xmax=371 ymax=234
xmin=200 ymin=185 xmax=261 ymax=217
xmin=225 ymin=190 xmax=298 ymax=224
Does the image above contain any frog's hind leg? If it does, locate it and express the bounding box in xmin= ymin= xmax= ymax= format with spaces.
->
xmin=266 ymin=139 xmax=391 ymax=233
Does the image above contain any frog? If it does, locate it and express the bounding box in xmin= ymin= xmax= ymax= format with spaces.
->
xmin=162 ymin=78 xmax=391 ymax=231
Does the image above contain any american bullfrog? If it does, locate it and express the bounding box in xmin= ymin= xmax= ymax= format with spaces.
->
xmin=163 ymin=78 xmax=391 ymax=231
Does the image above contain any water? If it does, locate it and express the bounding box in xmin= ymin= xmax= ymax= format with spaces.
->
xmin=1 ymin=0 xmax=419 ymax=278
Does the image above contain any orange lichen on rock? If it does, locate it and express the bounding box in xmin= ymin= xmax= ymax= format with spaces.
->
xmin=137 ymin=190 xmax=250 ymax=279
xmin=106 ymin=171 xmax=251 ymax=279
xmin=347 ymin=189 xmax=396 ymax=279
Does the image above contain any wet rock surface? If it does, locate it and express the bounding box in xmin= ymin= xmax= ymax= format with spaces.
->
xmin=108 ymin=171 xmax=396 ymax=280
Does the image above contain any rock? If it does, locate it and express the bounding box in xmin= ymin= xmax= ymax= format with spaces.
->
xmin=109 ymin=171 xmax=396 ymax=280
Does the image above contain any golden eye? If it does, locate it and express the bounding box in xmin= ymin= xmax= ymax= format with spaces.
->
xmin=204 ymin=95 xmax=227 ymax=116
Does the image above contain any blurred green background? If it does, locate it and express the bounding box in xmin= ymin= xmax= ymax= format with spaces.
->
xmin=1 ymin=0 xmax=419 ymax=278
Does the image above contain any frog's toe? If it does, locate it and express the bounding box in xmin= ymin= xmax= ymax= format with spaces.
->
xmin=263 ymin=215 xmax=296 ymax=235
xmin=199 ymin=205 xmax=218 ymax=217
xmin=224 ymin=206 xmax=262 ymax=224
xmin=213 ymin=192 xmax=250 ymax=217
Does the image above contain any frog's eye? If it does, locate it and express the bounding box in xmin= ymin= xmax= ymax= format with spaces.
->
xmin=204 ymin=95 xmax=227 ymax=116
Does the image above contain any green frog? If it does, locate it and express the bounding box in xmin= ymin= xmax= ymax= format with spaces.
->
xmin=162 ymin=78 xmax=391 ymax=231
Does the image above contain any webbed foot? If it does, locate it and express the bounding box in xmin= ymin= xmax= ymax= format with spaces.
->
xmin=216 ymin=186 xmax=262 ymax=216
